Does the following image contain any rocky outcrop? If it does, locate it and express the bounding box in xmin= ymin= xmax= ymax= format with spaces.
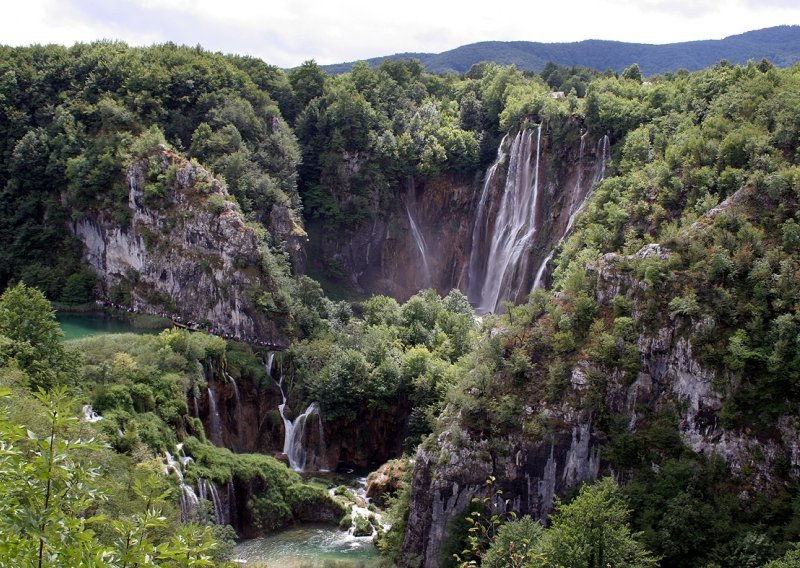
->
xmin=400 ymin=412 xmax=600 ymax=567
xmin=72 ymin=146 xmax=290 ymax=346
xmin=400 ymin=242 xmax=800 ymax=567
xmin=366 ymin=458 xmax=410 ymax=506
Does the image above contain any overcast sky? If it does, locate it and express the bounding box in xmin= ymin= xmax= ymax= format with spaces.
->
xmin=2 ymin=0 xmax=799 ymax=68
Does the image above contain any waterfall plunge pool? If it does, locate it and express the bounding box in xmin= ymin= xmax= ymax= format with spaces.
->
xmin=233 ymin=474 xmax=386 ymax=567
xmin=233 ymin=524 xmax=382 ymax=567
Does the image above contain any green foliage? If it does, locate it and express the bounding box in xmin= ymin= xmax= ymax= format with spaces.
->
xmin=0 ymin=283 xmax=78 ymax=389
xmin=539 ymin=478 xmax=657 ymax=568
xmin=0 ymin=386 xmax=221 ymax=566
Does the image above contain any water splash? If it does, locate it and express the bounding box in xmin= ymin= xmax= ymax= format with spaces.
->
xmin=82 ymin=404 xmax=102 ymax=423
xmin=473 ymin=126 xmax=542 ymax=313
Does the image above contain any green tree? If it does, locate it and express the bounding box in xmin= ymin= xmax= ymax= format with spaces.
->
xmin=0 ymin=283 xmax=78 ymax=389
xmin=538 ymin=478 xmax=657 ymax=568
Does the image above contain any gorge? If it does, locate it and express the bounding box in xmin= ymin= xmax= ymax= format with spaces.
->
xmin=1 ymin=42 xmax=800 ymax=568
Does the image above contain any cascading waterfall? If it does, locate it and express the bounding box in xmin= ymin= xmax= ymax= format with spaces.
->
xmin=207 ymin=386 xmax=224 ymax=446
xmin=468 ymin=134 xmax=509 ymax=301
xmin=268 ymin=353 xmax=327 ymax=472
xmin=284 ymin=402 xmax=324 ymax=472
xmin=531 ymin=133 xmax=610 ymax=291
xmin=405 ymin=200 xmax=432 ymax=288
xmin=473 ymin=126 xmax=542 ymax=313
xmin=164 ymin=445 xmax=229 ymax=525
xmin=164 ymin=445 xmax=199 ymax=523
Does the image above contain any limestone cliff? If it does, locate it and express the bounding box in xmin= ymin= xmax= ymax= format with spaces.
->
xmin=306 ymin=121 xmax=608 ymax=308
xmin=72 ymin=146 xmax=291 ymax=347
xmin=400 ymin=235 xmax=800 ymax=567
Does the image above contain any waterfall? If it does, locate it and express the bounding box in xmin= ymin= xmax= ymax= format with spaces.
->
xmin=284 ymin=402 xmax=323 ymax=472
xmin=531 ymin=133 xmax=611 ymax=291
xmin=273 ymin=360 xmax=326 ymax=472
xmin=201 ymin=478 xmax=226 ymax=525
xmin=227 ymin=372 xmax=244 ymax=446
xmin=164 ymin=447 xmax=201 ymax=523
xmin=532 ymin=250 xmax=555 ymax=290
xmin=207 ymin=386 xmax=224 ymax=446
xmin=82 ymin=404 xmax=102 ymax=423
xmin=474 ymin=126 xmax=542 ymax=313
xmin=468 ymin=134 xmax=509 ymax=302
xmin=405 ymin=200 xmax=432 ymax=288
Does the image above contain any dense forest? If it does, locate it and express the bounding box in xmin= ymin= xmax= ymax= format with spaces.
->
xmin=1 ymin=39 xmax=800 ymax=567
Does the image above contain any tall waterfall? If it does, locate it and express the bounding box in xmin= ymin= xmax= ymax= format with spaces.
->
xmin=471 ymin=126 xmax=542 ymax=313
xmin=268 ymin=353 xmax=327 ymax=472
xmin=531 ymin=133 xmax=611 ymax=290
xmin=468 ymin=134 xmax=509 ymax=301
xmin=405 ymin=200 xmax=432 ymax=288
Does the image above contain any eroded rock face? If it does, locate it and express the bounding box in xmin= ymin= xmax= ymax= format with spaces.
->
xmin=400 ymin=247 xmax=800 ymax=568
xmin=401 ymin=415 xmax=600 ymax=568
xmin=72 ymin=146 xmax=290 ymax=347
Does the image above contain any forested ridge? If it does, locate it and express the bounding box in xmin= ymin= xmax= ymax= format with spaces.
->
xmin=1 ymin=39 xmax=800 ymax=567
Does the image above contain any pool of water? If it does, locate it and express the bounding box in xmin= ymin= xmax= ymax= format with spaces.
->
xmin=57 ymin=312 xmax=145 ymax=340
xmin=233 ymin=524 xmax=382 ymax=567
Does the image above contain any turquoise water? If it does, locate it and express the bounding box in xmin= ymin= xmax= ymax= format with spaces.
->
xmin=56 ymin=312 xmax=144 ymax=340
xmin=233 ymin=525 xmax=381 ymax=567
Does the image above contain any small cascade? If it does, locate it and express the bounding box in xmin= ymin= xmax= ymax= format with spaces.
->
xmin=193 ymin=395 xmax=200 ymax=419
xmin=199 ymin=478 xmax=226 ymax=525
xmin=227 ymin=372 xmax=244 ymax=446
xmin=405 ymin=200 xmax=432 ymax=288
xmin=164 ymin=446 xmax=230 ymax=525
xmin=82 ymin=404 xmax=102 ymax=423
xmin=474 ymin=125 xmax=542 ymax=313
xmin=331 ymin=478 xmax=388 ymax=538
xmin=532 ymin=250 xmax=555 ymax=290
xmin=271 ymin=356 xmax=326 ymax=472
xmin=531 ymin=133 xmax=611 ymax=291
xmin=164 ymin=446 xmax=200 ymax=523
xmin=207 ymin=386 xmax=224 ymax=446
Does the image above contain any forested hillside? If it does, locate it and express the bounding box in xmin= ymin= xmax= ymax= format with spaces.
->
xmin=1 ymin=39 xmax=800 ymax=568
xmin=323 ymin=25 xmax=800 ymax=76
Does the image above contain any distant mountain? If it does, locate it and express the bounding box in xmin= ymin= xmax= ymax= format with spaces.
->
xmin=322 ymin=26 xmax=800 ymax=75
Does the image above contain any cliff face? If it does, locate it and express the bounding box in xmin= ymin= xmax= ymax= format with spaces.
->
xmin=72 ymin=146 xmax=291 ymax=347
xmin=399 ymin=240 xmax=800 ymax=568
xmin=307 ymin=122 xmax=608 ymax=309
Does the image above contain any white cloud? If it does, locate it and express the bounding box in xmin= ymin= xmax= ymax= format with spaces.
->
xmin=0 ymin=0 xmax=798 ymax=67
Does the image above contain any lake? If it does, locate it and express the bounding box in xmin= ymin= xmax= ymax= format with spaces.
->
xmin=57 ymin=312 xmax=154 ymax=340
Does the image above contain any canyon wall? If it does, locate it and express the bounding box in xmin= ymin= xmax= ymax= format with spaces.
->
xmin=72 ymin=146 xmax=292 ymax=347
